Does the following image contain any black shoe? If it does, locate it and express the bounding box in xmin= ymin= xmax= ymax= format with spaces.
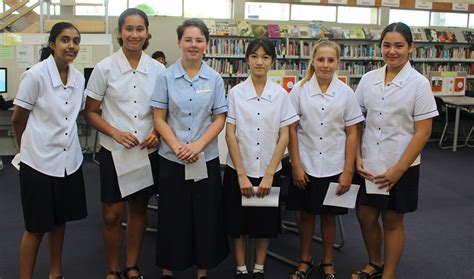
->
xmin=162 ymin=276 xmax=173 ymax=279
xmin=235 ymin=272 xmax=249 ymax=279
xmin=252 ymin=272 xmax=264 ymax=279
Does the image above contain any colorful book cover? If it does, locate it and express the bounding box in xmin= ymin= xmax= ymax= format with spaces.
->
xmin=309 ymin=26 xmax=321 ymax=39
xmin=279 ymin=25 xmax=288 ymax=38
xmin=431 ymin=77 xmax=443 ymax=94
xmin=216 ymin=22 xmax=231 ymax=36
xmin=331 ymin=27 xmax=345 ymax=39
xmin=321 ymin=26 xmax=333 ymax=39
xmin=298 ymin=26 xmax=310 ymax=38
xmin=287 ymin=25 xmax=299 ymax=38
xmin=203 ymin=20 xmax=216 ymax=35
xmin=369 ymin=28 xmax=382 ymax=40
xmin=236 ymin=20 xmax=252 ymax=37
xmin=268 ymin=24 xmax=281 ymax=38
xmin=251 ymin=24 xmax=268 ymax=37
xmin=353 ymin=28 xmax=366 ymax=39
xmin=454 ymin=77 xmax=466 ymax=95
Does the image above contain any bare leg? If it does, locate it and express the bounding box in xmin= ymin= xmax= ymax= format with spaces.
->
xmin=234 ymin=236 xmax=247 ymax=267
xmin=162 ymin=269 xmax=173 ymax=277
xmin=20 ymin=231 xmax=44 ymax=279
xmin=291 ymin=210 xmax=315 ymax=279
xmin=102 ymin=202 xmax=125 ymax=278
xmin=352 ymin=205 xmax=383 ymax=278
xmin=320 ymin=214 xmax=336 ymax=274
xmin=381 ymin=210 xmax=405 ymax=279
xmin=48 ymin=224 xmax=65 ymax=278
xmin=124 ymin=197 xmax=148 ymax=277
xmin=197 ymin=268 xmax=208 ymax=278
xmin=255 ymin=238 xmax=269 ymax=266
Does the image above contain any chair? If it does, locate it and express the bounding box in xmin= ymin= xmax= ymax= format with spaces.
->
xmin=437 ymin=97 xmax=468 ymax=149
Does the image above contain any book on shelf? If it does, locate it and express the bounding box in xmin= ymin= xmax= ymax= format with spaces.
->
xmin=453 ymin=30 xmax=467 ymax=43
xmin=321 ymin=27 xmax=333 ymax=39
xmin=369 ymin=28 xmax=382 ymax=40
xmin=287 ymin=25 xmax=299 ymax=38
xmin=251 ymin=24 xmax=268 ymax=37
xmin=429 ymin=72 xmax=467 ymax=96
xmin=215 ymin=22 xmax=238 ymax=36
xmin=279 ymin=25 xmax=289 ymax=38
xmin=268 ymin=24 xmax=281 ymax=38
xmin=298 ymin=26 xmax=311 ymax=38
xmin=236 ymin=20 xmax=252 ymax=37
xmin=204 ymin=20 xmax=216 ymax=35
xmin=331 ymin=27 xmax=345 ymax=39
xmin=309 ymin=26 xmax=322 ymax=39
xmin=424 ymin=28 xmax=439 ymax=42
xmin=462 ymin=31 xmax=474 ymax=44
xmin=410 ymin=27 xmax=426 ymax=42
xmin=352 ymin=28 xmax=366 ymax=39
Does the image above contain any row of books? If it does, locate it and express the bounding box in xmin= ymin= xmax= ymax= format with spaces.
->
xmin=204 ymin=20 xmax=474 ymax=43
xmin=414 ymin=63 xmax=473 ymax=76
xmin=207 ymin=37 xmax=473 ymax=61
xmin=412 ymin=46 xmax=474 ymax=60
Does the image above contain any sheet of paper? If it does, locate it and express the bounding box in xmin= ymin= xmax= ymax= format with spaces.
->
xmin=112 ymin=147 xmax=154 ymax=198
xmin=241 ymin=187 xmax=280 ymax=207
xmin=184 ymin=152 xmax=208 ymax=182
xmin=323 ymin=182 xmax=360 ymax=209
xmin=11 ymin=153 xmax=21 ymax=171
xmin=363 ymin=159 xmax=389 ymax=195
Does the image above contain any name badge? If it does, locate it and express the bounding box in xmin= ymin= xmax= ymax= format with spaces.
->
xmin=196 ymin=82 xmax=212 ymax=94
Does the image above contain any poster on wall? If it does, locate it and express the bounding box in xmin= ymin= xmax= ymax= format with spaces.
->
xmin=356 ymin=0 xmax=375 ymax=5
xmin=328 ymin=0 xmax=348 ymax=4
xmin=415 ymin=0 xmax=432 ymax=10
xmin=430 ymin=72 xmax=466 ymax=96
xmin=381 ymin=0 xmax=400 ymax=7
xmin=452 ymin=4 xmax=468 ymax=11
xmin=16 ymin=45 xmax=34 ymax=69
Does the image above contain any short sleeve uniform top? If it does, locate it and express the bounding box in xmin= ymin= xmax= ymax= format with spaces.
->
xmin=85 ymin=48 xmax=166 ymax=153
xmin=289 ymin=74 xmax=364 ymax=178
xmin=14 ymin=55 xmax=85 ymax=177
xmin=226 ymin=77 xmax=299 ymax=178
xmin=355 ymin=62 xmax=438 ymax=168
xmin=151 ymin=59 xmax=227 ymax=164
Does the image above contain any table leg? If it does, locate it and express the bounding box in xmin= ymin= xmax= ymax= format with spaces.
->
xmin=453 ymin=106 xmax=460 ymax=152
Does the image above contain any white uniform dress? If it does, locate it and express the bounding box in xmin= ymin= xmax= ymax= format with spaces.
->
xmin=354 ymin=62 xmax=438 ymax=213
xmin=85 ymin=48 xmax=166 ymax=203
xmin=223 ymin=77 xmax=299 ymax=238
xmin=287 ymin=74 xmax=364 ymax=215
xmin=14 ymin=54 xmax=87 ymax=232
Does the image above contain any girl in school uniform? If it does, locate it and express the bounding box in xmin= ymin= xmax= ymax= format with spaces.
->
xmin=151 ymin=18 xmax=229 ymax=279
xmin=12 ymin=22 xmax=87 ymax=279
xmin=84 ymin=8 xmax=165 ymax=279
xmin=287 ymin=39 xmax=364 ymax=279
xmin=223 ymin=37 xmax=299 ymax=279
xmin=352 ymin=22 xmax=438 ymax=279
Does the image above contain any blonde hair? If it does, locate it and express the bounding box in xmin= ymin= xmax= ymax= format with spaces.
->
xmin=300 ymin=39 xmax=341 ymax=87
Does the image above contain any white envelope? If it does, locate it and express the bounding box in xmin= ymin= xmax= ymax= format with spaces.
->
xmin=363 ymin=159 xmax=389 ymax=195
xmin=241 ymin=187 xmax=280 ymax=207
xmin=323 ymin=182 xmax=360 ymax=209
xmin=112 ymin=147 xmax=154 ymax=198
xmin=184 ymin=152 xmax=208 ymax=182
xmin=11 ymin=153 xmax=21 ymax=171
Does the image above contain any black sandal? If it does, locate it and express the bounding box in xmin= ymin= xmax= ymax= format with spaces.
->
xmin=290 ymin=258 xmax=314 ymax=279
xmin=352 ymin=263 xmax=383 ymax=279
xmin=318 ymin=261 xmax=336 ymax=279
xmin=105 ymin=271 xmax=121 ymax=279
xmin=123 ymin=266 xmax=144 ymax=279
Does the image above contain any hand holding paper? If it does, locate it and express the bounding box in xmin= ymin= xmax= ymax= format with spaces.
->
xmin=363 ymin=159 xmax=389 ymax=195
xmin=323 ymin=182 xmax=360 ymax=209
xmin=241 ymin=187 xmax=280 ymax=207
xmin=184 ymin=152 xmax=208 ymax=182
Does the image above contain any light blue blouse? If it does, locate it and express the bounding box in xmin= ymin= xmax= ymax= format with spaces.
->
xmin=151 ymin=59 xmax=227 ymax=164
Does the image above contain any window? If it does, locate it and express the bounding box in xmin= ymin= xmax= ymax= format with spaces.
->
xmin=431 ymin=12 xmax=468 ymax=28
xmin=0 ymin=1 xmax=4 ymax=13
xmin=184 ymin=0 xmax=231 ymax=19
xmin=470 ymin=14 xmax=474 ymax=29
xmin=107 ymin=0 xmax=127 ymax=16
xmin=129 ymin=0 xmax=180 ymax=16
xmin=75 ymin=0 xmax=104 ymax=16
xmin=245 ymin=2 xmax=289 ymax=21
xmin=389 ymin=9 xmax=429 ymax=27
xmin=291 ymin=4 xmax=336 ymax=22
xmin=337 ymin=6 xmax=378 ymax=24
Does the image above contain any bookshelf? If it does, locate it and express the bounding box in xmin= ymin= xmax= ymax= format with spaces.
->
xmin=204 ymin=25 xmax=474 ymax=92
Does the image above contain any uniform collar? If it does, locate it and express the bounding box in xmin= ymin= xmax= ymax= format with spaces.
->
xmin=172 ymin=58 xmax=210 ymax=81
xmin=46 ymin=54 xmax=78 ymax=88
xmin=117 ymin=48 xmax=149 ymax=75
xmin=373 ymin=61 xmax=412 ymax=88
xmin=243 ymin=77 xmax=276 ymax=102
xmin=308 ymin=74 xmax=338 ymax=97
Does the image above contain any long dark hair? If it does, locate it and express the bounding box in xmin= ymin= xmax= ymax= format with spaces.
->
xmin=41 ymin=22 xmax=80 ymax=61
xmin=117 ymin=8 xmax=151 ymax=50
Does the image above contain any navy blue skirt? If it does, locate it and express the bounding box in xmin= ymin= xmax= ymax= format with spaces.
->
xmin=223 ymin=166 xmax=282 ymax=239
xmin=354 ymin=165 xmax=420 ymax=213
xmin=19 ymin=163 xmax=87 ymax=233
